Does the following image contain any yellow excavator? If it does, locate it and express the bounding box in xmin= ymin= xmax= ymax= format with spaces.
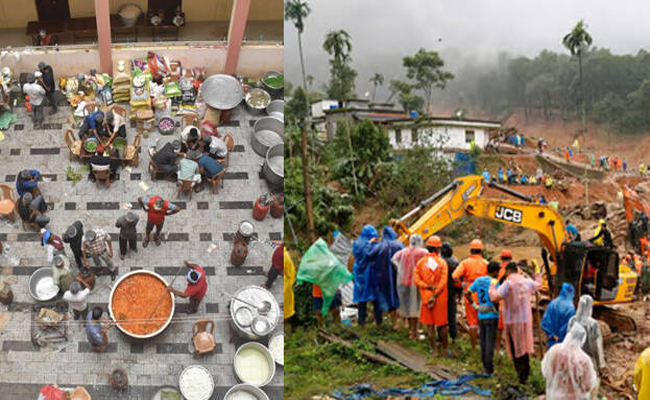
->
xmin=390 ymin=175 xmax=637 ymax=330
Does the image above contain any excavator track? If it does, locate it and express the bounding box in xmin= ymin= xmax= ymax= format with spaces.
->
xmin=593 ymin=306 xmax=637 ymax=333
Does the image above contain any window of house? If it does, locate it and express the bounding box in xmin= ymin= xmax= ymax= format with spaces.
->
xmin=395 ymin=130 xmax=402 ymax=143
xmin=465 ymin=129 xmax=475 ymax=144
xmin=411 ymin=129 xmax=418 ymax=143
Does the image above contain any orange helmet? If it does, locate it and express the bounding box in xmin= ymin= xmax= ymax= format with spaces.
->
xmin=469 ymin=239 xmax=484 ymax=250
xmin=500 ymin=249 xmax=512 ymax=259
xmin=426 ymin=235 xmax=442 ymax=247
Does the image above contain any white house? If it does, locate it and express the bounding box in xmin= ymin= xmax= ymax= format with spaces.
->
xmin=385 ymin=117 xmax=501 ymax=152
xmin=311 ymin=100 xmax=340 ymax=118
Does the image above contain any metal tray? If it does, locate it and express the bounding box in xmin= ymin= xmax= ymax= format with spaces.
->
xmin=200 ymin=74 xmax=243 ymax=110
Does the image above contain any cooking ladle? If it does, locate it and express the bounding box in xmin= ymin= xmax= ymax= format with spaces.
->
xmin=224 ymin=291 xmax=272 ymax=315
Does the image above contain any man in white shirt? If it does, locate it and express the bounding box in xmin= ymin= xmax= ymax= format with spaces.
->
xmin=105 ymin=109 xmax=126 ymax=145
xmin=22 ymin=74 xmax=46 ymax=128
xmin=201 ymin=135 xmax=227 ymax=159
xmin=63 ymin=281 xmax=91 ymax=320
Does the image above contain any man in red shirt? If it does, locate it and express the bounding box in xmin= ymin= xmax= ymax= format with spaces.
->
xmin=263 ymin=242 xmax=284 ymax=289
xmin=138 ymin=195 xmax=181 ymax=247
xmin=167 ymin=260 xmax=208 ymax=314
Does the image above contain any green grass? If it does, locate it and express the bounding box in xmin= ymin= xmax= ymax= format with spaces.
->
xmin=285 ymin=323 xmax=545 ymax=399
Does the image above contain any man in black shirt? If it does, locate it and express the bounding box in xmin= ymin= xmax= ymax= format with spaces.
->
xmin=441 ymin=242 xmax=460 ymax=344
xmin=152 ymin=140 xmax=182 ymax=177
xmin=63 ymin=221 xmax=84 ymax=269
xmin=89 ymin=146 xmax=118 ymax=181
xmin=17 ymin=192 xmax=49 ymax=228
xmin=38 ymin=61 xmax=57 ymax=114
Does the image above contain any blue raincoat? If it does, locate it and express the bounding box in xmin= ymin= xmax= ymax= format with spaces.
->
xmin=541 ymin=282 xmax=576 ymax=348
xmin=367 ymin=226 xmax=404 ymax=312
xmin=352 ymin=225 xmax=379 ymax=303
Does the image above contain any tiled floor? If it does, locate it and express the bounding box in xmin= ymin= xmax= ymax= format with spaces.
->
xmin=0 ymin=99 xmax=283 ymax=399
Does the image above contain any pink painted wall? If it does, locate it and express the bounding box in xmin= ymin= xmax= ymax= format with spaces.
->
xmin=0 ymin=42 xmax=282 ymax=80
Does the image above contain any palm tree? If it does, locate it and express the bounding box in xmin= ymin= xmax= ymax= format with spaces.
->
xmin=563 ymin=20 xmax=593 ymax=204
xmin=323 ymin=29 xmax=352 ymax=63
xmin=285 ymin=0 xmax=311 ymax=92
xmin=369 ymin=73 xmax=384 ymax=102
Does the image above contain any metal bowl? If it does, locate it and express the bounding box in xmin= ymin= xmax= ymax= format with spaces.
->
xmin=266 ymin=99 xmax=284 ymax=120
xmin=244 ymin=88 xmax=271 ymax=115
xmin=108 ymin=270 xmax=175 ymax=339
xmin=263 ymin=143 xmax=284 ymax=188
xmin=229 ymin=286 xmax=280 ymax=340
xmin=251 ymin=117 xmax=283 ymax=157
xmin=200 ymin=74 xmax=243 ymax=110
xmin=179 ymin=365 xmax=214 ymax=400
xmin=268 ymin=332 xmax=284 ymax=366
xmin=233 ymin=342 xmax=276 ymax=387
xmin=261 ymin=71 xmax=283 ymax=99
xmin=29 ymin=267 xmax=58 ymax=301
xmin=224 ymin=384 xmax=270 ymax=400
xmin=150 ymin=386 xmax=181 ymax=400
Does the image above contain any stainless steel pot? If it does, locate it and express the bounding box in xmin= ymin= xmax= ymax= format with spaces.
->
xmin=229 ymin=285 xmax=280 ymax=340
xmin=224 ymin=384 xmax=270 ymax=400
xmin=251 ymin=117 xmax=283 ymax=157
xmin=260 ymin=70 xmax=283 ymax=99
xmin=266 ymin=99 xmax=284 ymax=120
xmin=244 ymin=88 xmax=271 ymax=115
xmin=263 ymin=144 xmax=284 ymax=188
xmin=108 ymin=270 xmax=175 ymax=339
xmin=29 ymin=267 xmax=58 ymax=302
xmin=233 ymin=342 xmax=276 ymax=387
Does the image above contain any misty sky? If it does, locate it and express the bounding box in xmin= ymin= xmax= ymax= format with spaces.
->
xmin=284 ymin=0 xmax=650 ymax=101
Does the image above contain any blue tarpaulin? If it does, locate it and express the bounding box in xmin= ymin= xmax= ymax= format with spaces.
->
xmin=332 ymin=374 xmax=491 ymax=399
xmin=454 ymin=152 xmax=476 ymax=176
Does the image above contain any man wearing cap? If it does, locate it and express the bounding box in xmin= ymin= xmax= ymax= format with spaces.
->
xmin=178 ymin=151 xmax=202 ymax=187
xmin=138 ymin=195 xmax=181 ymax=247
xmin=17 ymin=192 xmax=49 ymax=228
xmin=15 ymin=169 xmax=41 ymax=197
xmin=104 ymin=109 xmax=126 ymax=144
xmin=89 ymin=145 xmax=118 ymax=182
xmin=63 ymin=221 xmax=84 ymax=268
xmin=63 ymin=281 xmax=90 ymax=320
xmin=166 ymin=260 xmax=208 ymax=314
xmin=41 ymin=228 xmax=65 ymax=264
xmin=51 ymin=254 xmax=74 ymax=293
xmin=590 ymin=219 xmax=613 ymax=248
xmin=82 ymin=228 xmax=116 ymax=281
xmin=22 ymin=74 xmax=46 ymax=128
xmin=414 ymin=236 xmax=449 ymax=357
xmin=115 ymin=212 xmax=139 ymax=260
xmin=452 ymin=238 xmax=489 ymax=351
xmin=37 ymin=61 xmax=57 ymax=114
xmin=201 ymin=135 xmax=228 ymax=160
xmin=79 ymin=110 xmax=106 ymax=140
xmin=152 ymin=140 xmax=183 ymax=177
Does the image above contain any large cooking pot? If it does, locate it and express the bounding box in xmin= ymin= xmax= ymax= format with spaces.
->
xmin=266 ymin=99 xmax=284 ymax=120
xmin=251 ymin=116 xmax=283 ymax=157
xmin=229 ymin=285 xmax=280 ymax=340
xmin=233 ymin=342 xmax=276 ymax=387
xmin=244 ymin=88 xmax=271 ymax=115
xmin=29 ymin=267 xmax=58 ymax=302
xmin=260 ymin=71 xmax=283 ymax=99
xmin=224 ymin=384 xmax=269 ymax=400
xmin=263 ymin=144 xmax=284 ymax=188
xmin=109 ymin=270 xmax=175 ymax=339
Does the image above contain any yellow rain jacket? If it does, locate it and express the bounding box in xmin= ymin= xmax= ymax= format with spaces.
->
xmin=634 ymin=347 xmax=650 ymax=399
xmin=284 ymin=248 xmax=296 ymax=319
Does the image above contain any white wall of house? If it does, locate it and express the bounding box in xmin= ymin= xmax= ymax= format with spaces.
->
xmin=311 ymin=100 xmax=339 ymax=118
xmin=387 ymin=123 xmax=496 ymax=151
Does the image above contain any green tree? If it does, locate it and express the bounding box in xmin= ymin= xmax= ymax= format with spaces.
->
xmin=369 ymin=73 xmax=384 ymax=102
xmin=284 ymin=0 xmax=311 ymax=92
xmin=562 ymin=20 xmax=593 ymax=134
xmin=323 ymin=29 xmax=357 ymax=100
xmin=388 ymin=80 xmax=423 ymax=112
xmin=403 ymin=48 xmax=454 ymax=114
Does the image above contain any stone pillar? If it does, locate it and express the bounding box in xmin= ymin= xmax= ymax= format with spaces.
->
xmin=224 ymin=0 xmax=251 ymax=75
xmin=95 ymin=0 xmax=113 ymax=73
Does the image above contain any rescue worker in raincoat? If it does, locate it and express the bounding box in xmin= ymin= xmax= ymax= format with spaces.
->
xmin=634 ymin=346 xmax=650 ymax=400
xmin=541 ymin=282 xmax=576 ymax=348
xmin=284 ymin=248 xmax=296 ymax=324
xmin=568 ymin=295 xmax=607 ymax=374
xmin=542 ymin=323 xmax=598 ymax=400
xmin=441 ymin=242 xmax=460 ymax=344
xmin=489 ymin=261 xmax=542 ymax=384
xmin=366 ymin=226 xmax=404 ymax=327
xmin=353 ymin=225 xmax=380 ymax=325
xmin=590 ymin=219 xmax=613 ymax=248
xmin=392 ymin=234 xmax=428 ymax=339
xmin=414 ymin=236 xmax=449 ymax=357
xmin=495 ymin=249 xmax=515 ymax=355
xmin=452 ymin=239 xmax=488 ymax=350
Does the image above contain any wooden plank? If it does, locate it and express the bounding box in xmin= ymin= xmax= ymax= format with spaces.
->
xmin=317 ymin=330 xmax=396 ymax=366
xmin=376 ymin=340 xmax=456 ymax=381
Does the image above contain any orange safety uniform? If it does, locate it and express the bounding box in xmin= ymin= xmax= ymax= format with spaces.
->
xmin=452 ymin=254 xmax=488 ymax=327
xmin=414 ymin=253 xmax=448 ymax=327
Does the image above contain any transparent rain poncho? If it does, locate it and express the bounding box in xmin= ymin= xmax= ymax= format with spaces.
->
xmin=542 ymin=323 xmax=598 ymax=400
xmin=392 ymin=234 xmax=428 ymax=318
xmin=567 ymin=295 xmax=606 ymax=372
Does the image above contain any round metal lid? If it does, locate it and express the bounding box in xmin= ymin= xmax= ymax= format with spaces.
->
xmin=200 ymin=74 xmax=244 ymax=110
xmin=239 ymin=220 xmax=254 ymax=237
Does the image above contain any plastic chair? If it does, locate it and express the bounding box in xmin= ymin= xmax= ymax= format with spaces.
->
xmin=93 ymin=168 xmax=112 ymax=189
xmin=0 ymin=185 xmax=15 ymax=223
xmin=177 ymin=179 xmax=194 ymax=200
xmin=204 ymin=168 xmax=227 ymax=195
xmin=181 ymin=113 xmax=199 ymax=131
xmin=223 ymin=134 xmax=234 ymax=167
xmin=64 ymin=129 xmax=82 ymax=161
xmin=192 ymin=319 xmax=216 ymax=357
xmin=123 ymin=134 xmax=141 ymax=167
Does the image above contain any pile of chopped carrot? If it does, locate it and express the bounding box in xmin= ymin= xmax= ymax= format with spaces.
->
xmin=111 ymin=273 xmax=172 ymax=335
